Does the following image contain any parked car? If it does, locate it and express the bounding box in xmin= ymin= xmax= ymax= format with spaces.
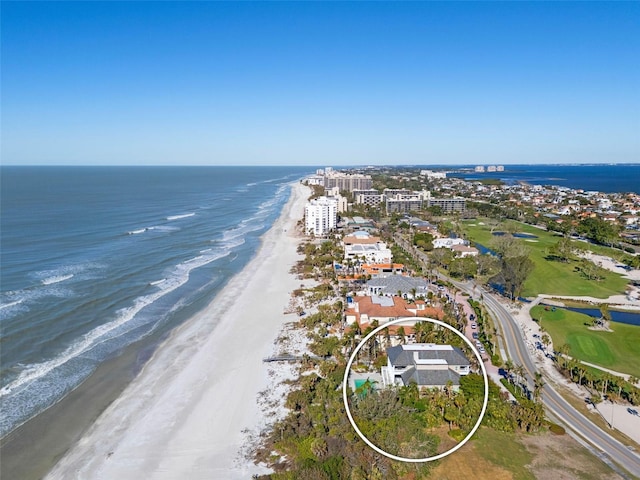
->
xmin=472 ymin=332 xmax=479 ymax=339
xmin=471 ymin=323 xmax=477 ymax=329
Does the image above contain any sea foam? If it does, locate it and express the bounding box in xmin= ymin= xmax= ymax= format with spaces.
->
xmin=41 ymin=274 xmax=74 ymax=285
xmin=167 ymin=213 xmax=195 ymax=221
xmin=0 ymin=248 xmax=231 ymax=402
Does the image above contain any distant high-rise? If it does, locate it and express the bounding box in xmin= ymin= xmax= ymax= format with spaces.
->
xmin=420 ymin=170 xmax=447 ymax=179
xmin=323 ymin=170 xmax=373 ymax=191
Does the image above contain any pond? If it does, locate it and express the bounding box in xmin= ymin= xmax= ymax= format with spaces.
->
xmin=561 ymin=306 xmax=640 ymax=327
xmin=473 ymin=242 xmax=497 ymax=256
xmin=492 ymin=231 xmax=539 ymax=239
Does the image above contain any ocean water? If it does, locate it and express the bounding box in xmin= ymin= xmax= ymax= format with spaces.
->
xmin=446 ymin=164 xmax=640 ymax=194
xmin=0 ymin=166 xmax=312 ymax=437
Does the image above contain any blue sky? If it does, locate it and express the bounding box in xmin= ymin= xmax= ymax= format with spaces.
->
xmin=2 ymin=1 xmax=638 ymax=166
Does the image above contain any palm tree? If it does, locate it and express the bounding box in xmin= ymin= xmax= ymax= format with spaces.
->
xmin=599 ymin=304 xmax=611 ymax=330
xmin=558 ymin=343 xmax=571 ymax=369
xmin=601 ymin=372 xmax=613 ymax=397
xmin=504 ymin=360 xmax=514 ymax=381
xmin=514 ymin=364 xmax=527 ymax=395
xmin=414 ymin=321 xmax=427 ymax=343
xmin=355 ymin=378 xmax=378 ymax=398
xmin=396 ymin=326 xmax=407 ymax=345
xmin=533 ymin=372 xmax=545 ymax=401
xmin=576 ymin=364 xmax=587 ymax=387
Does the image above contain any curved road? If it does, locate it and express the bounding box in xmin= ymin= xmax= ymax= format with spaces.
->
xmin=468 ymin=282 xmax=640 ymax=477
xmin=393 ymin=235 xmax=640 ymax=476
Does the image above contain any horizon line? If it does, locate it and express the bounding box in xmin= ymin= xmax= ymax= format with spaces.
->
xmin=2 ymin=162 xmax=640 ymax=168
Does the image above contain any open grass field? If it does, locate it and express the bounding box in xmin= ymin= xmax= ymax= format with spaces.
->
xmin=430 ymin=427 xmax=619 ymax=480
xmin=532 ymin=306 xmax=640 ymax=377
xmin=461 ymin=219 xmax=628 ymax=298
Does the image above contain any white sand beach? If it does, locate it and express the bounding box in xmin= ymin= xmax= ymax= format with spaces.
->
xmin=46 ymin=182 xmax=311 ymax=480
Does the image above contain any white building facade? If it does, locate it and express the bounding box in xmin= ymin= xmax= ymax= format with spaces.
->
xmin=305 ymin=196 xmax=338 ymax=236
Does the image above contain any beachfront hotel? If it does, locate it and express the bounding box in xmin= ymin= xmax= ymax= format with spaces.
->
xmin=304 ymin=196 xmax=338 ymax=236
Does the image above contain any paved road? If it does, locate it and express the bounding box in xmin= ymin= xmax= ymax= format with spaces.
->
xmin=466 ymin=282 xmax=640 ymax=477
xmin=392 ymin=234 xmax=640 ymax=476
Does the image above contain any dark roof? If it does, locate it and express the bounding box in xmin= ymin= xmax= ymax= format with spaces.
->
xmin=400 ymin=367 xmax=461 ymax=386
xmin=387 ymin=344 xmax=470 ymax=367
xmin=366 ymin=276 xmax=428 ymax=295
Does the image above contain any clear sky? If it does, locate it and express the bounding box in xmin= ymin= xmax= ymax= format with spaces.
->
xmin=2 ymin=1 xmax=639 ymax=166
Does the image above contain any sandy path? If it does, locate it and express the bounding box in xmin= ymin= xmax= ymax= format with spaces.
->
xmin=46 ymin=182 xmax=310 ymax=480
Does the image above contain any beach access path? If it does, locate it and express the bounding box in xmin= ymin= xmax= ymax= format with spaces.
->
xmin=46 ymin=182 xmax=311 ymax=480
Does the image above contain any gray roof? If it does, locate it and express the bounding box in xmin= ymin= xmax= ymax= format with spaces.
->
xmin=387 ymin=345 xmax=470 ymax=367
xmin=366 ymin=276 xmax=428 ymax=295
xmin=399 ymin=367 xmax=461 ymax=387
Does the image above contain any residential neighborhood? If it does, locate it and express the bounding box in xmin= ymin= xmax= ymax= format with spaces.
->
xmin=271 ymin=165 xmax=640 ymax=474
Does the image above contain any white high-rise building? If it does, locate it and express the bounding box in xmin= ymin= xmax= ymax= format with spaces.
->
xmin=305 ymin=196 xmax=338 ymax=236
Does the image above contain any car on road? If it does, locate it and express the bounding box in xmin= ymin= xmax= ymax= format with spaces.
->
xmin=627 ymin=407 xmax=639 ymax=416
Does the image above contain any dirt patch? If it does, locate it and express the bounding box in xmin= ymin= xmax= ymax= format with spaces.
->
xmin=428 ymin=425 xmax=460 ymax=455
xmin=520 ymin=432 xmax=621 ymax=480
xmin=430 ymin=440 xmax=513 ymax=480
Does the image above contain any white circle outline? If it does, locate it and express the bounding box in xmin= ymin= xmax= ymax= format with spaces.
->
xmin=342 ymin=317 xmax=489 ymax=462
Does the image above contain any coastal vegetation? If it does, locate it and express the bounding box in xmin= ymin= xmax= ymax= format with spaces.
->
xmin=256 ymin=235 xmax=550 ymax=479
xmin=468 ymin=299 xmax=502 ymax=366
xmin=256 ymin=357 xmax=548 ymax=479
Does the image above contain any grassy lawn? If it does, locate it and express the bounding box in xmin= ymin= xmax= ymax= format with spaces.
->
xmin=532 ymin=305 xmax=640 ymax=377
xmin=472 ymin=428 xmax=534 ymax=480
xmin=461 ymin=219 xmax=628 ymax=298
xmin=433 ymin=426 xmax=621 ymax=480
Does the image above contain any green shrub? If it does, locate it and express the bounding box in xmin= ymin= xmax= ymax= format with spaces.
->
xmin=448 ymin=428 xmax=466 ymax=442
xmin=491 ymin=354 xmax=502 ymax=367
xmin=548 ymin=423 xmax=566 ymax=435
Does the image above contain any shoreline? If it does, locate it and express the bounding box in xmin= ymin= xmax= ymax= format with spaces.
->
xmin=44 ymin=181 xmax=310 ymax=479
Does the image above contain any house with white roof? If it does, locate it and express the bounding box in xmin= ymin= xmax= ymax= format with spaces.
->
xmin=343 ymin=232 xmax=392 ymax=264
xmin=433 ymin=237 xmax=465 ymax=249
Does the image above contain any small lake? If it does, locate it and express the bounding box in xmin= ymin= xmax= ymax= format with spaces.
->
xmin=473 ymin=232 xmax=539 ymax=255
xmin=492 ymin=231 xmax=539 ymax=239
xmin=561 ymin=306 xmax=640 ymax=327
xmin=473 ymin=242 xmax=497 ymax=256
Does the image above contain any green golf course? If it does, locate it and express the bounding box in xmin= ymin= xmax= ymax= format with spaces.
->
xmin=462 ymin=220 xmax=628 ymax=298
xmin=532 ymin=306 xmax=640 ymax=378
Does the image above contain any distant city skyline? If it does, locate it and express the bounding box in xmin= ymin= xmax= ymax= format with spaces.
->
xmin=2 ymin=1 xmax=639 ymax=166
